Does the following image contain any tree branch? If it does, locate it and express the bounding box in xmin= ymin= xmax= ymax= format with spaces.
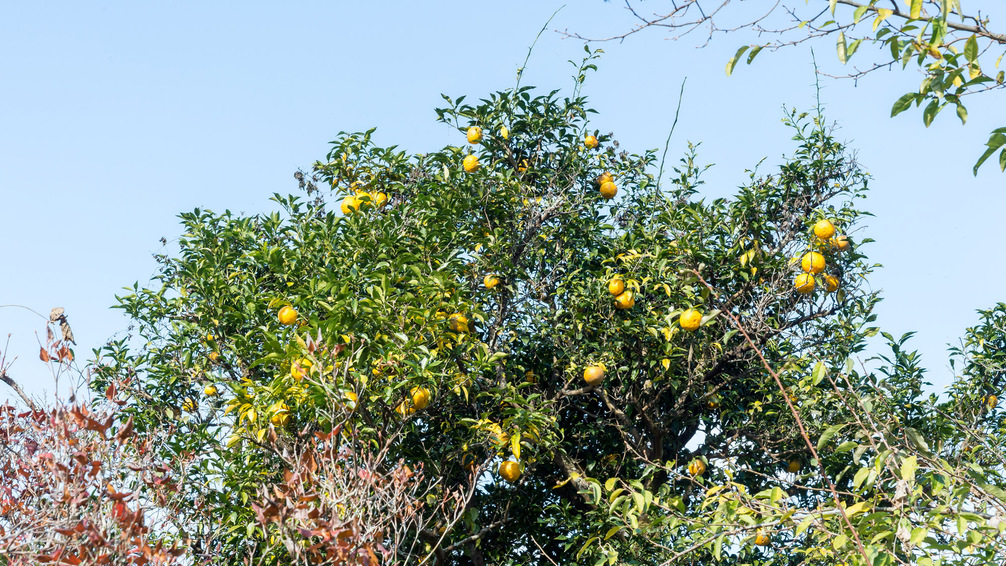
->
xmin=0 ymin=368 xmax=39 ymax=413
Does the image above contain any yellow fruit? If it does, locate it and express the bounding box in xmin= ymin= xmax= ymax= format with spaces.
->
xmin=466 ymin=126 xmax=483 ymax=144
xmin=208 ymin=351 xmax=220 ymax=363
xmin=182 ymin=398 xmax=196 ymax=412
xmin=787 ymin=460 xmax=802 ymax=473
xmin=599 ymin=181 xmax=617 ymax=200
xmin=754 ymin=531 xmax=771 ymax=546
xmin=614 ymin=290 xmax=634 ymax=310
xmin=499 ymin=460 xmax=521 ymax=483
xmin=204 ymin=385 xmax=218 ymax=397
xmin=449 ymin=314 xmax=470 ymax=333
xmin=500 ymin=125 xmax=509 ymax=140
xmin=597 ymin=171 xmax=613 ymax=185
xmin=822 ymin=274 xmax=840 ymax=293
xmin=463 ymin=154 xmax=480 ymax=173
xmin=794 ymin=273 xmax=816 ymax=294
xmin=608 ymin=278 xmax=625 ymax=296
xmin=525 ymin=370 xmax=537 ymax=384
xmin=484 ymin=275 xmax=501 ymax=289
xmin=707 ymin=398 xmax=721 ymax=409
xmin=291 ymin=358 xmax=312 ymax=381
xmin=986 ymin=394 xmax=998 ymax=409
xmin=340 ymin=195 xmax=362 ymax=215
xmin=584 ymin=134 xmax=598 ymax=149
xmin=356 ymin=191 xmax=373 ymax=206
xmin=411 ymin=387 xmax=430 ymax=410
xmin=583 ymin=365 xmax=605 ymax=386
xmin=801 ymin=252 xmax=826 ymax=274
xmin=679 ymin=309 xmax=702 ymax=331
xmin=374 ymin=192 xmax=388 ymax=208
xmin=813 ymin=219 xmax=836 ymax=240
xmin=278 ymin=306 xmax=298 ymax=325
xmin=830 ymin=235 xmax=850 ymax=252
xmin=688 ymin=459 xmax=706 ymax=476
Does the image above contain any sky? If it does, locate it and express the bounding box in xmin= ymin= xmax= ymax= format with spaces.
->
xmin=2 ymin=2 xmax=1003 ymax=406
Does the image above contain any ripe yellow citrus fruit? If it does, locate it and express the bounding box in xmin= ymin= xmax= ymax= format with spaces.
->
xmin=291 ymin=358 xmax=312 ymax=381
xmin=182 ymin=398 xmax=196 ymax=412
xmin=584 ymin=134 xmax=599 ymax=149
xmin=463 ymin=154 xmax=480 ymax=173
xmin=340 ymin=195 xmax=362 ymax=215
xmin=822 ymin=274 xmax=840 ymax=293
xmin=754 ymin=531 xmax=771 ymax=546
xmin=830 ymin=235 xmax=850 ymax=252
xmin=787 ymin=460 xmax=802 ymax=473
xmin=801 ymin=252 xmax=826 ymax=274
xmin=467 ymin=126 xmax=483 ymax=144
xmin=411 ymin=387 xmax=431 ymax=410
xmin=449 ymin=313 xmax=470 ymax=333
xmin=374 ymin=192 xmax=388 ymax=208
xmin=688 ymin=459 xmax=706 ymax=476
xmin=614 ymin=290 xmax=634 ymax=309
xmin=203 ymin=385 xmax=217 ymax=397
xmin=499 ymin=460 xmax=521 ymax=483
xmin=484 ymin=275 xmax=501 ymax=289
xmin=986 ymin=394 xmax=998 ymax=409
xmin=208 ymin=351 xmax=220 ymax=363
xmin=597 ymin=171 xmax=613 ymax=185
xmin=679 ymin=309 xmax=702 ymax=331
xmin=583 ymin=365 xmax=605 ymax=386
xmin=794 ymin=273 xmax=816 ymax=294
xmin=599 ymin=181 xmax=617 ymax=200
xmin=278 ymin=306 xmax=298 ymax=325
xmin=608 ymin=278 xmax=625 ymax=296
xmin=813 ymin=219 xmax=836 ymax=240
xmin=500 ymin=125 xmax=509 ymax=140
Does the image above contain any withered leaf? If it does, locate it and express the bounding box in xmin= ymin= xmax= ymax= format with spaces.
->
xmin=49 ymin=307 xmax=65 ymax=322
xmin=39 ymin=347 xmax=51 ymax=362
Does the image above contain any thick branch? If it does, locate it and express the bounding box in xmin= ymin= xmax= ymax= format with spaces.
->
xmin=0 ymin=369 xmax=39 ymax=413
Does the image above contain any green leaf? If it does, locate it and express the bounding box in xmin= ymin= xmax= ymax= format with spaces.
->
xmin=829 ymin=0 xmax=837 ymax=16
xmin=965 ymin=35 xmax=979 ymax=63
xmin=956 ymin=103 xmax=968 ymax=125
xmin=746 ymin=45 xmax=763 ymax=65
xmin=972 ymin=132 xmax=1006 ymax=175
xmin=837 ymin=31 xmax=849 ymax=64
xmin=726 ymin=46 xmax=749 ymax=76
xmin=817 ymin=424 xmax=846 ymax=451
xmin=604 ymin=526 xmax=621 ymax=540
xmin=853 ymin=467 xmax=871 ymax=490
xmin=922 ymin=99 xmax=940 ymax=127
xmin=811 ymin=361 xmax=827 ymax=386
xmin=905 ymin=427 xmax=932 ymax=456
xmin=891 ymin=93 xmax=918 ymax=117
xmin=604 ymin=477 xmax=617 ymax=492
xmin=901 ymin=455 xmax=918 ymax=482
xmin=852 ymin=5 xmax=868 ymax=23
xmin=910 ymin=0 xmax=922 ymax=19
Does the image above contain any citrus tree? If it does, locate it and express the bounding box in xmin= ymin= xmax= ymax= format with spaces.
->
xmin=60 ymin=55 xmax=1006 ymax=565
xmin=578 ymin=0 xmax=1006 ymax=174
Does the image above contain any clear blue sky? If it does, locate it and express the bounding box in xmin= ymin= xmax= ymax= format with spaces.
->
xmin=2 ymin=2 xmax=1002 ymax=404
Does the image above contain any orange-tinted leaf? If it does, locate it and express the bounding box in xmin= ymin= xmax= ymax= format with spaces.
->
xmin=39 ymin=347 xmax=51 ymax=362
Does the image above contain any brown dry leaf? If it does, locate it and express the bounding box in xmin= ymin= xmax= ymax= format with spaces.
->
xmin=57 ymin=345 xmax=74 ymax=363
xmin=49 ymin=307 xmax=65 ymax=322
xmin=39 ymin=347 xmax=51 ymax=362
